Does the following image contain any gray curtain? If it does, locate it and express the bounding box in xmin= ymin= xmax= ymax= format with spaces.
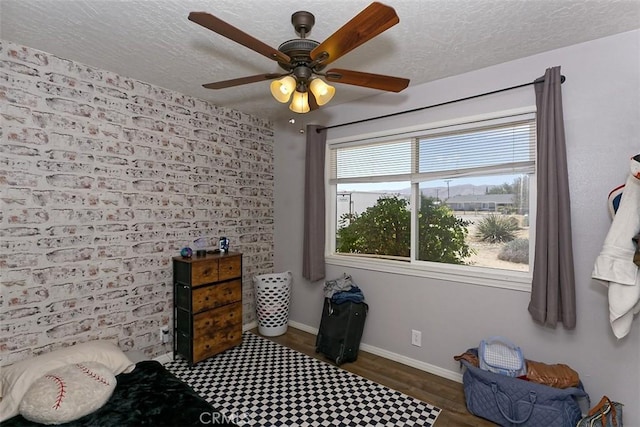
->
xmin=528 ymin=66 xmax=576 ymax=329
xmin=302 ymin=125 xmax=327 ymax=281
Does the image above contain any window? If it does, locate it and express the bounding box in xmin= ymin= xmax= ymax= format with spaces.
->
xmin=327 ymin=112 xmax=536 ymax=289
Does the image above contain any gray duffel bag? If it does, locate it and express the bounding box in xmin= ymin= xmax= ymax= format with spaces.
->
xmin=460 ymin=350 xmax=588 ymax=427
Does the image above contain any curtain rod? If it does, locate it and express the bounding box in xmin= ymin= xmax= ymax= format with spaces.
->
xmin=316 ymin=75 xmax=565 ymax=133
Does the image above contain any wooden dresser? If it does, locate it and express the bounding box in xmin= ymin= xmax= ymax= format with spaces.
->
xmin=173 ymin=252 xmax=243 ymax=365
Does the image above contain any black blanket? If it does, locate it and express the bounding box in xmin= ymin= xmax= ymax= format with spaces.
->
xmin=5 ymin=360 xmax=237 ymax=426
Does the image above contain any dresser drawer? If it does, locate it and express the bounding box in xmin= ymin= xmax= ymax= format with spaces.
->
xmin=193 ymin=324 xmax=242 ymax=363
xmin=193 ymin=302 xmax=242 ymax=338
xmin=174 ymin=283 xmax=191 ymax=310
xmin=218 ymin=256 xmax=242 ymax=281
xmin=192 ymin=280 xmax=241 ymax=313
xmin=191 ymin=260 xmax=219 ymax=287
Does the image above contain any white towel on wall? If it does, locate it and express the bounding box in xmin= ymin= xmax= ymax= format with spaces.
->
xmin=592 ymin=155 xmax=640 ymax=339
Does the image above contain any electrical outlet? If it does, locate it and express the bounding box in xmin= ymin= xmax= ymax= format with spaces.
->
xmin=160 ymin=326 xmax=169 ymax=343
xmin=411 ymin=329 xmax=422 ymax=347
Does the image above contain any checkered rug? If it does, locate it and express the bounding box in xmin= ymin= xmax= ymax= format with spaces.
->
xmin=165 ymin=332 xmax=441 ymax=426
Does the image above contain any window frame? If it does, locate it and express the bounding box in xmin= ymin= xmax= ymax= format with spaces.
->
xmin=325 ymin=108 xmax=537 ymax=292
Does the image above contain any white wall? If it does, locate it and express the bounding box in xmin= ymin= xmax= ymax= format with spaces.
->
xmin=274 ymin=30 xmax=640 ymax=424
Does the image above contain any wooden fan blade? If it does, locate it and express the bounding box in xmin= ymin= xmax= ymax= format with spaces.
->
xmin=203 ymin=73 xmax=286 ymax=89
xmin=189 ymin=12 xmax=290 ymax=64
xmin=310 ymin=2 xmax=399 ymax=66
xmin=325 ymin=69 xmax=410 ymax=92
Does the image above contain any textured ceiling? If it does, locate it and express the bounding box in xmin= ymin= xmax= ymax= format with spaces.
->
xmin=1 ymin=0 xmax=639 ymax=123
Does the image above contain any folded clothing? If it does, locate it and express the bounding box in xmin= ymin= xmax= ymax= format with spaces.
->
xmin=526 ymin=360 xmax=580 ymax=389
xmin=324 ymin=273 xmax=355 ymax=299
xmin=332 ymin=286 xmax=365 ymax=304
xmin=454 ymin=349 xmax=580 ymax=389
xmin=324 ymin=273 xmax=366 ymax=304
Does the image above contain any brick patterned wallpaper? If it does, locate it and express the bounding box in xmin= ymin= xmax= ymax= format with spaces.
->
xmin=0 ymin=40 xmax=274 ymax=365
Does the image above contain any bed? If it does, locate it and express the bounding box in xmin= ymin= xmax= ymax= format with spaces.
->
xmin=0 ymin=341 xmax=237 ymax=426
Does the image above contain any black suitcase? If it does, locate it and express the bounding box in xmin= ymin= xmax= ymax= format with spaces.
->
xmin=315 ymin=298 xmax=368 ymax=365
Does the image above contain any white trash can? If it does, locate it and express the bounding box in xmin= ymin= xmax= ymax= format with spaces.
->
xmin=253 ymin=271 xmax=292 ymax=337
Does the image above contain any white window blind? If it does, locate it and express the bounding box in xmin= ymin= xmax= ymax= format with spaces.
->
xmin=415 ymin=120 xmax=535 ymax=181
xmin=329 ymin=139 xmax=413 ymax=184
xmin=329 ymin=116 xmax=535 ymax=184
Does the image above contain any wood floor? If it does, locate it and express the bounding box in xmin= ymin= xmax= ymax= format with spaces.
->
xmin=254 ymin=326 xmax=496 ymax=427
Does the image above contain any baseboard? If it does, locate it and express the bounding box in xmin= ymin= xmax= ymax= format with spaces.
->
xmin=288 ymin=320 xmax=463 ymax=384
xmin=154 ymin=352 xmax=173 ymax=364
xmin=243 ymin=320 xmax=258 ymax=331
xmin=287 ymin=320 xmax=317 ymax=335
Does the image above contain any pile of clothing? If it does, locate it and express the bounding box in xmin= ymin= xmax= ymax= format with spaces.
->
xmin=323 ymin=273 xmax=365 ymax=304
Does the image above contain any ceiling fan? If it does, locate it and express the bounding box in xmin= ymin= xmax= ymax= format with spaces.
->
xmin=188 ymin=2 xmax=410 ymax=113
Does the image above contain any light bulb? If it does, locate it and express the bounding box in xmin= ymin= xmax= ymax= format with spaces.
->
xmin=270 ymin=76 xmax=296 ymax=103
xmin=309 ymin=78 xmax=335 ymax=106
xmin=289 ymin=90 xmax=310 ymax=114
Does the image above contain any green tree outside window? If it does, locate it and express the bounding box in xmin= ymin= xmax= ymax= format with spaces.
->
xmin=337 ymin=195 xmax=472 ymax=264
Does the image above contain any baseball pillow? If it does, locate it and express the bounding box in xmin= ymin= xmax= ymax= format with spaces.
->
xmin=19 ymin=362 xmax=116 ymax=425
xmin=0 ymin=340 xmax=134 ymax=422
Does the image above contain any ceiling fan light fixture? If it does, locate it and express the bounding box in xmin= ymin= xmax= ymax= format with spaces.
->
xmin=270 ymin=76 xmax=297 ymax=103
xmin=289 ymin=90 xmax=310 ymax=113
xmin=190 ymin=3 xmax=410 ymax=113
xmin=309 ymin=78 xmax=335 ymax=106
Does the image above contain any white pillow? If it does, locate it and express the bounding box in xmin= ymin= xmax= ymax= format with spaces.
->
xmin=19 ymin=362 xmax=116 ymax=425
xmin=0 ymin=340 xmax=134 ymax=422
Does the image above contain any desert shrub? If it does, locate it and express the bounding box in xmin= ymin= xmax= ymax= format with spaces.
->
xmin=475 ymin=214 xmax=519 ymax=243
xmin=498 ymin=238 xmax=529 ymax=264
